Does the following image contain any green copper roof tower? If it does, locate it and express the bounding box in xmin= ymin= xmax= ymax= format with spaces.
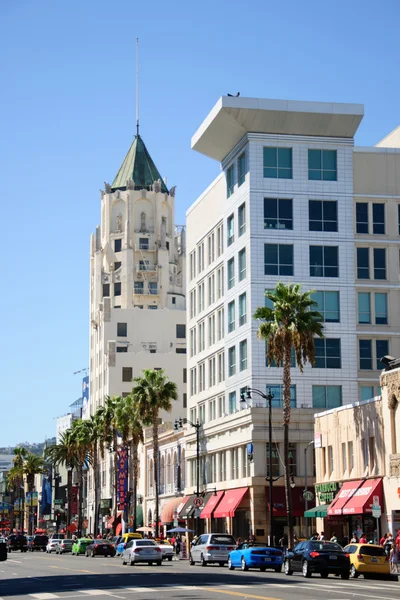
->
xmin=111 ymin=134 xmax=169 ymax=193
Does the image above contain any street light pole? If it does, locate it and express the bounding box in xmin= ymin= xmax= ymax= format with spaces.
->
xmin=241 ymin=387 xmax=275 ymax=544
xmin=174 ymin=417 xmax=201 ymax=535
xmin=304 ymin=440 xmax=314 ymax=539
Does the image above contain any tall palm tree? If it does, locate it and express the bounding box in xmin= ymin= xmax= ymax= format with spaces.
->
xmin=10 ymin=447 xmax=27 ymax=532
xmin=22 ymin=454 xmax=47 ymax=535
xmin=45 ymin=430 xmax=78 ymax=530
xmin=254 ymin=283 xmax=323 ymax=548
xmin=69 ymin=419 xmax=92 ymax=535
xmin=131 ymin=369 xmax=178 ymax=538
xmin=99 ymin=396 xmax=120 ymax=533
xmin=85 ymin=413 xmax=103 ymax=535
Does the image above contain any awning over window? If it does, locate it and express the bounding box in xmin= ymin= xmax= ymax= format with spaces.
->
xmin=200 ymin=491 xmax=225 ymax=519
xmin=176 ymin=496 xmax=191 ymax=516
xmin=187 ymin=493 xmax=212 ymax=518
xmin=161 ymin=497 xmax=186 ymax=524
xmin=179 ymin=495 xmax=195 ymax=519
xmin=213 ymin=488 xmax=248 ymax=519
xmin=328 ymin=480 xmax=364 ymax=516
xmin=304 ymin=504 xmax=329 ymax=518
xmin=341 ymin=478 xmax=383 ymax=515
xmin=266 ymin=487 xmax=314 ymax=517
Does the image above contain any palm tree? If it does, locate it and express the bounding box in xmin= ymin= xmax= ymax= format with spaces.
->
xmin=10 ymin=447 xmax=27 ymax=532
xmin=98 ymin=396 xmax=120 ymax=533
xmin=85 ymin=413 xmax=103 ymax=535
xmin=45 ymin=430 xmax=78 ymax=530
xmin=254 ymin=283 xmax=323 ymax=548
xmin=22 ymin=454 xmax=46 ymax=535
xmin=69 ymin=419 xmax=92 ymax=535
xmin=131 ymin=369 xmax=178 ymax=537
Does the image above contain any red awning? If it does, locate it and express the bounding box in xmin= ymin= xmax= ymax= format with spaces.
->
xmin=177 ymin=496 xmax=191 ymax=517
xmin=213 ymin=488 xmax=248 ymax=518
xmin=328 ymin=480 xmax=364 ymax=516
xmin=161 ymin=497 xmax=185 ymax=524
xmin=342 ymin=478 xmax=383 ymax=515
xmin=200 ymin=491 xmax=225 ymax=519
xmin=266 ymin=487 xmax=314 ymax=517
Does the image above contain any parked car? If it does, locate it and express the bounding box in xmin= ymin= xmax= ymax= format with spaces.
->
xmin=344 ymin=543 xmax=394 ymax=579
xmin=7 ymin=534 xmax=28 ymax=553
xmin=116 ymin=533 xmax=143 ymax=556
xmin=55 ymin=539 xmax=73 ymax=554
xmin=0 ymin=538 xmax=7 ymax=562
xmin=31 ymin=535 xmax=49 ymax=552
xmin=85 ymin=540 xmax=116 ymax=558
xmin=72 ymin=538 xmax=92 ymax=556
xmin=284 ymin=540 xmax=350 ymax=579
xmin=121 ymin=539 xmax=162 ymax=566
xmin=46 ymin=539 xmax=59 ymax=553
xmin=190 ymin=533 xmax=236 ymax=567
xmin=228 ymin=542 xmax=283 ymax=572
xmin=156 ymin=539 xmax=174 ymax=561
xmin=110 ymin=536 xmax=123 ymax=550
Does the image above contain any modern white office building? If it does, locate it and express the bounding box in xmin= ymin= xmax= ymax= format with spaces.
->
xmin=184 ymin=96 xmax=400 ymax=541
xmin=87 ymin=133 xmax=187 ymax=533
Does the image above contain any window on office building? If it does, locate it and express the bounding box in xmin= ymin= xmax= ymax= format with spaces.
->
xmin=375 ymin=293 xmax=388 ymax=325
xmin=238 ymin=202 xmax=246 ymax=235
xmin=228 ymin=391 xmax=237 ymax=414
xmin=308 ymin=149 xmax=337 ymax=181
xmin=356 ymin=203 xmax=369 ymax=234
xmin=239 ymin=293 xmax=247 ymax=326
xmin=103 ymin=283 xmax=110 ymax=297
xmin=228 ymin=301 xmax=235 ymax=333
xmin=208 ymin=314 xmax=215 ymax=346
xmin=357 ymin=247 xmax=370 ymax=279
xmin=226 ymin=164 xmax=234 ymax=197
xmin=117 ymin=322 xmax=127 ymax=337
xmin=264 ymin=244 xmax=293 ymax=276
xmin=358 ymin=292 xmax=371 ymax=324
xmin=263 ymin=147 xmax=292 ymax=179
xmin=314 ymin=339 xmax=341 ymax=368
xmin=359 ymin=339 xmax=372 ymax=370
xmin=218 ymin=352 xmax=225 ymax=383
xmin=217 ymin=224 xmax=223 ymax=257
xmin=239 ymin=339 xmax=247 ymax=371
xmin=122 ymin=367 xmax=132 ymax=382
xmin=309 ymin=200 xmax=337 ymax=232
xmin=376 ymin=340 xmax=389 ymax=370
xmin=209 ymin=356 xmax=216 ymax=388
xmin=268 ymin=384 xmax=296 ymax=408
xmin=372 ymin=203 xmax=385 ymax=234
xmin=264 ymin=198 xmax=293 ymax=230
xmin=373 ymin=248 xmax=386 ymax=279
xmin=312 ymin=291 xmax=340 ymax=322
xmin=114 ymin=238 xmax=122 ymax=252
xmin=217 ymin=308 xmax=224 ymax=340
xmin=238 ymin=248 xmax=246 ymax=281
xmin=176 ymin=324 xmax=186 ymax=339
xmin=312 ymin=385 xmax=342 ymax=409
xmin=238 ymin=153 xmax=246 ymax=186
xmin=360 ymin=386 xmax=374 ymax=401
xmin=199 ymin=362 xmax=205 ymax=392
xmin=309 ymin=246 xmax=339 ymax=277
xmin=227 ymin=214 xmax=235 ymax=246
xmin=227 ymin=257 xmax=235 ymax=289
xmin=228 ymin=346 xmax=236 ymax=377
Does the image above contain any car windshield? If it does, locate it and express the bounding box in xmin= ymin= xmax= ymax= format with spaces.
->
xmin=359 ymin=545 xmax=386 ymax=556
xmin=95 ymin=540 xmax=110 ymax=544
xmin=311 ymin=542 xmax=342 ymax=552
xmin=136 ymin=540 xmax=156 ymax=546
xmin=210 ymin=535 xmax=236 ymax=545
xmin=34 ymin=536 xmax=48 ymax=542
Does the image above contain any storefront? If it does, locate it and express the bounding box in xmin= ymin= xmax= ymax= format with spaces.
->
xmin=328 ymin=478 xmax=383 ymax=544
xmin=305 ymin=482 xmax=341 ymax=540
xmin=267 ymin=486 xmax=315 ymax=540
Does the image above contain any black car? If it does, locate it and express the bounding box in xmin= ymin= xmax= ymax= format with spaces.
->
xmin=85 ymin=540 xmax=116 ymax=558
xmin=284 ymin=540 xmax=350 ymax=579
xmin=7 ymin=535 xmax=28 ymax=553
xmin=30 ymin=534 xmax=48 ymax=551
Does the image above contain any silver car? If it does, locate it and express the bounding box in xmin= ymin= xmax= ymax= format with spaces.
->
xmin=55 ymin=539 xmax=73 ymax=554
xmin=190 ymin=533 xmax=236 ymax=566
xmin=121 ymin=539 xmax=163 ymax=566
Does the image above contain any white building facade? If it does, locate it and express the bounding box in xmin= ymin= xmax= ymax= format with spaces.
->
xmin=87 ymin=134 xmax=187 ymax=533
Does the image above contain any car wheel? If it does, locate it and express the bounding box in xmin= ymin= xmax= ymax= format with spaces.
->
xmin=274 ymin=566 xmax=282 ymax=573
xmin=130 ymin=559 xmax=135 ymax=566
xmin=320 ymin=571 xmax=329 ymax=578
xmin=218 ymin=562 xmax=225 ymax=567
xmin=228 ymin=557 xmax=235 ymax=570
xmin=284 ymin=559 xmax=293 ymax=576
xmin=241 ymin=556 xmax=248 ymax=571
xmin=341 ymin=571 xmax=350 ymax=580
xmin=201 ymin=554 xmax=207 ymax=567
xmin=260 ymin=567 xmax=266 ymax=572
xmin=189 ymin=553 xmax=195 ymax=566
xmin=350 ymin=565 xmax=359 ymax=579
xmin=168 ymin=556 xmax=172 ymax=561
xmin=302 ymin=560 xmax=311 ymax=578
xmin=122 ymin=557 xmax=127 ymax=565
xmin=156 ymin=561 xmax=162 ymax=566
xmin=148 ymin=561 xmax=152 ymax=566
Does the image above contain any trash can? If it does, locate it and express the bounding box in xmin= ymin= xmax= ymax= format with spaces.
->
xmin=0 ymin=543 xmax=7 ymax=562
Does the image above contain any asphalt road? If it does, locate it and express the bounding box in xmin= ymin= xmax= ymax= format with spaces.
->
xmin=0 ymin=551 xmax=398 ymax=600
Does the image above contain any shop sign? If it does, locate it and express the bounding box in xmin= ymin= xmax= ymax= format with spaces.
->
xmin=117 ymin=446 xmax=128 ymax=510
xmin=315 ymin=482 xmax=339 ymax=504
xmin=314 ymin=432 xmax=322 ymax=449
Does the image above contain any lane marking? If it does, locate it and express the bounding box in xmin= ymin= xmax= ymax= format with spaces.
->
xmin=49 ymin=565 xmax=102 ymax=575
xmin=30 ymin=595 xmax=60 ymax=599
xmin=198 ymin=589 xmax=280 ymax=600
xmin=294 ymin=584 xmax=391 ymax=600
xmin=7 ymin=559 xmax=22 ymax=563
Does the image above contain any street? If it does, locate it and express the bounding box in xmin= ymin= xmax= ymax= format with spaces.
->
xmin=0 ymin=553 xmax=398 ymax=600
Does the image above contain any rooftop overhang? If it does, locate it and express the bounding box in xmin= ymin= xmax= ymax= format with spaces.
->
xmin=191 ymin=96 xmax=364 ymax=162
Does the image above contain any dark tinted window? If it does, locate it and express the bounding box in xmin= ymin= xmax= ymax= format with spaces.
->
xmin=136 ymin=540 xmax=157 ymax=546
xmin=360 ymin=545 xmax=385 ymax=556
xmin=344 ymin=545 xmax=356 ymax=554
xmin=210 ymin=535 xmax=236 ymax=545
xmin=311 ymin=542 xmax=342 ymax=552
xmin=356 ymin=203 xmax=369 ymax=233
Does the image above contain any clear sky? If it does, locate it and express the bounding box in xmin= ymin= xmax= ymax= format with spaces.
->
xmin=1 ymin=0 xmax=399 ymax=446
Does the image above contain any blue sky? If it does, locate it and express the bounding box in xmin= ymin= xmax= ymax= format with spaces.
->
xmin=1 ymin=0 xmax=399 ymax=446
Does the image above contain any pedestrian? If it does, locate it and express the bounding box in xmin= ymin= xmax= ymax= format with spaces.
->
xmin=350 ymin=532 xmax=358 ymax=543
xmin=330 ymin=533 xmax=338 ymax=543
xmin=310 ymin=532 xmax=319 ymax=541
xmin=389 ymin=544 xmax=399 ymax=574
xmin=359 ymin=533 xmax=367 ymax=544
xmin=236 ymin=537 xmax=243 ymax=548
xmin=380 ymin=532 xmax=387 ymax=546
xmin=319 ymin=531 xmax=325 ymax=541
xmin=174 ymin=535 xmax=181 ymax=558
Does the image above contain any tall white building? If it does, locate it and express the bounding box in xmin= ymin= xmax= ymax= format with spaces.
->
xmin=87 ymin=133 xmax=187 ymax=533
xmin=184 ymin=96 xmax=400 ymax=541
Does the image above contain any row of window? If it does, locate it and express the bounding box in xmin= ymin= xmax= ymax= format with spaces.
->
xmin=321 ymin=437 xmax=376 ymax=480
xmin=188 ymin=446 xmax=250 ymax=487
xmin=227 ymin=152 xmax=247 ymax=198
xmin=190 ymin=223 xmax=224 ymax=279
xmin=263 ymin=243 xmax=388 ymax=280
xmin=227 ymin=203 xmax=246 ymax=246
xmin=264 ymin=198 xmax=338 ymax=232
xmin=116 ymin=322 xmax=185 ymax=339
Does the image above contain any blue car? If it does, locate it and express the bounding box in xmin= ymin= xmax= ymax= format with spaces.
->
xmin=228 ymin=542 xmax=283 ymax=572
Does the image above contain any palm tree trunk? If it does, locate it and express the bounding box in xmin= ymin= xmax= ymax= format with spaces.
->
xmin=113 ymin=431 xmax=118 ymax=535
xmin=93 ymin=443 xmax=99 ymax=535
xmin=77 ymin=465 xmax=83 ymax=535
xmin=153 ymin=408 xmax=159 ymax=539
xmin=131 ymin=440 xmax=138 ymax=532
xmin=283 ymin=338 xmax=294 ymax=549
xmin=67 ymin=469 xmax=72 ymax=530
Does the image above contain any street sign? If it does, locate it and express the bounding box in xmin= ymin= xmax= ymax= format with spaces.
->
xmin=194 ymin=508 xmax=201 ymax=518
xmin=193 ymin=496 xmax=204 ymax=508
xmin=54 ymin=499 xmax=63 ymax=506
xmin=373 ymin=495 xmax=380 ymax=506
xmin=372 ymin=505 xmax=381 ymax=518
xmin=303 ymin=491 xmax=314 ymax=502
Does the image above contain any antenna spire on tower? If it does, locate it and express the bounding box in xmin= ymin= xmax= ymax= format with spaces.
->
xmin=136 ymin=37 xmax=139 ymax=136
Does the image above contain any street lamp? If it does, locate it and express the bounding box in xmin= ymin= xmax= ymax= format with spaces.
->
xmin=304 ymin=440 xmax=314 ymax=539
xmin=241 ymin=387 xmax=275 ymax=544
xmin=174 ymin=417 xmax=201 ymax=535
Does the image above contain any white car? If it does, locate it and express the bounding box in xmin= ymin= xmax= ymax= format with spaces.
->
xmin=46 ymin=539 xmax=59 ymax=553
xmin=157 ymin=540 xmax=174 ymax=561
xmin=190 ymin=533 xmax=236 ymax=566
xmin=122 ymin=539 xmax=162 ymax=566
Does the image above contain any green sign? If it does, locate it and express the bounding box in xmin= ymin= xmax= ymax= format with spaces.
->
xmin=315 ymin=482 xmax=339 ymax=504
xmin=54 ymin=499 xmax=64 ymax=506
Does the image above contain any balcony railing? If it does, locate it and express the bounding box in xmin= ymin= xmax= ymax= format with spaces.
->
xmin=133 ymin=286 xmax=159 ymax=295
